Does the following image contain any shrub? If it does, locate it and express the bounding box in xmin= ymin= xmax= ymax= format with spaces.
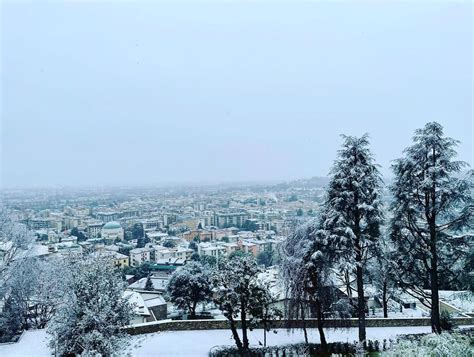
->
xmin=440 ymin=310 xmax=454 ymax=331
xmin=386 ymin=333 xmax=472 ymax=357
xmin=209 ymin=340 xmax=387 ymax=357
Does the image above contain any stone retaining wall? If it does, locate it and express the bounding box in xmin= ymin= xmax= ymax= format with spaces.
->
xmin=124 ymin=317 xmax=474 ymax=335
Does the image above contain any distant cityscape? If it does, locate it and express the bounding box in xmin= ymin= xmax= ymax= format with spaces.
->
xmin=1 ymin=177 xmax=331 ymax=268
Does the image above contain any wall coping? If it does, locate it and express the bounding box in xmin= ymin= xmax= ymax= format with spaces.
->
xmin=124 ymin=317 xmax=474 ymax=335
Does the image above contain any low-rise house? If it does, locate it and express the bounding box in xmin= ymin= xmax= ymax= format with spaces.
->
xmin=55 ymin=242 xmax=83 ymax=256
xmin=240 ymin=241 xmax=258 ymax=256
xmin=140 ymin=291 xmax=168 ymax=320
xmin=183 ymin=230 xmax=213 ymax=242
xmin=92 ymin=250 xmax=129 ymax=268
xmin=219 ymin=242 xmax=239 ymax=256
xmin=123 ymin=290 xmax=152 ymax=324
xmin=198 ymin=242 xmax=226 ymax=258
xmin=128 ymin=276 xmax=169 ymax=292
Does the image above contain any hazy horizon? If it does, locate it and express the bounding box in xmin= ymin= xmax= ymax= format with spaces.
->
xmin=1 ymin=1 xmax=472 ymax=188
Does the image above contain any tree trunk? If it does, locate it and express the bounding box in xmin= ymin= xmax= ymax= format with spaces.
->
xmin=356 ymin=264 xmax=366 ymax=345
xmin=241 ymin=306 xmax=249 ymax=350
xmin=354 ymin=217 xmax=366 ymax=346
xmin=352 ymin=167 xmax=366 ymax=347
xmin=430 ymin=233 xmax=441 ymax=333
xmin=382 ymin=281 xmax=388 ymax=318
xmin=190 ymin=301 xmax=197 ymax=319
xmin=300 ymin=302 xmax=308 ymax=344
xmin=315 ymin=299 xmax=327 ymax=350
xmin=429 ymin=143 xmax=441 ymax=334
xmin=229 ymin=319 xmax=244 ymax=353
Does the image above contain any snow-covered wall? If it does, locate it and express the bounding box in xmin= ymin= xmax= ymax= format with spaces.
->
xmin=124 ymin=317 xmax=474 ymax=335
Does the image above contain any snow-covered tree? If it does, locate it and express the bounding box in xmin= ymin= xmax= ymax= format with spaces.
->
xmin=144 ymin=274 xmax=154 ymax=291
xmin=0 ymin=208 xmax=34 ymax=282
xmin=0 ymin=295 xmax=21 ymax=342
xmin=0 ymin=208 xmax=35 ymax=340
xmin=389 ymin=122 xmax=473 ymax=333
xmin=279 ymin=223 xmax=313 ymax=343
xmin=8 ymin=256 xmax=67 ymax=329
xmin=167 ymin=261 xmax=212 ymax=319
xmin=280 ymin=220 xmax=350 ymax=349
xmin=317 ymin=134 xmax=384 ymax=345
xmin=212 ymin=254 xmax=280 ymax=353
xmin=368 ymin=232 xmax=398 ymax=318
xmin=47 ymin=257 xmax=133 ymax=356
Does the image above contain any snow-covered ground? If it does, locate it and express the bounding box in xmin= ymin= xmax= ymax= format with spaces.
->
xmin=2 ymin=325 xmax=465 ymax=357
xmin=368 ymin=306 xmax=428 ymax=318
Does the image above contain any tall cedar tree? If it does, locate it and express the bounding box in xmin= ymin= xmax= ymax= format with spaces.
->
xmin=389 ymin=122 xmax=473 ymax=333
xmin=318 ymin=134 xmax=383 ymax=344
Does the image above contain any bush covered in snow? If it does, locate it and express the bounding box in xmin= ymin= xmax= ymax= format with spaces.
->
xmin=47 ymin=257 xmax=133 ymax=356
xmin=386 ymin=333 xmax=472 ymax=357
xmin=209 ymin=339 xmax=393 ymax=357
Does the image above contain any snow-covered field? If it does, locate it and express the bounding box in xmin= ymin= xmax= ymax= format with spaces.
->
xmin=0 ymin=326 xmax=452 ymax=357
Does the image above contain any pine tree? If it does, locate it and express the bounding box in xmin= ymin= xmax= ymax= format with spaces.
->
xmin=318 ymin=134 xmax=384 ymax=345
xmin=389 ymin=122 xmax=473 ymax=333
xmin=144 ymin=274 xmax=154 ymax=291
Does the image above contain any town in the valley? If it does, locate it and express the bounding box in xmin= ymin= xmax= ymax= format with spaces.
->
xmin=0 ymin=134 xmax=473 ymax=355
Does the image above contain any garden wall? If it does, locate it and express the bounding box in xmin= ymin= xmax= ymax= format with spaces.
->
xmin=124 ymin=317 xmax=474 ymax=335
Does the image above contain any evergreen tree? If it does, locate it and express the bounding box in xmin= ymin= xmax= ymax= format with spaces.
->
xmin=70 ymin=227 xmax=86 ymax=242
xmin=188 ymin=241 xmax=198 ymax=252
xmin=167 ymin=262 xmax=212 ymax=319
xmin=317 ymin=134 xmax=384 ymax=345
xmin=162 ymin=240 xmax=176 ymax=248
xmin=0 ymin=297 xmax=22 ymax=342
xmin=144 ymin=274 xmax=154 ymax=291
xmin=256 ymin=250 xmax=273 ymax=267
xmin=389 ymin=122 xmax=473 ymax=333
xmin=132 ymin=223 xmax=144 ymax=242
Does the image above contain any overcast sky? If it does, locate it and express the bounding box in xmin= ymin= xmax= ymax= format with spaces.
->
xmin=1 ymin=1 xmax=472 ymax=188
